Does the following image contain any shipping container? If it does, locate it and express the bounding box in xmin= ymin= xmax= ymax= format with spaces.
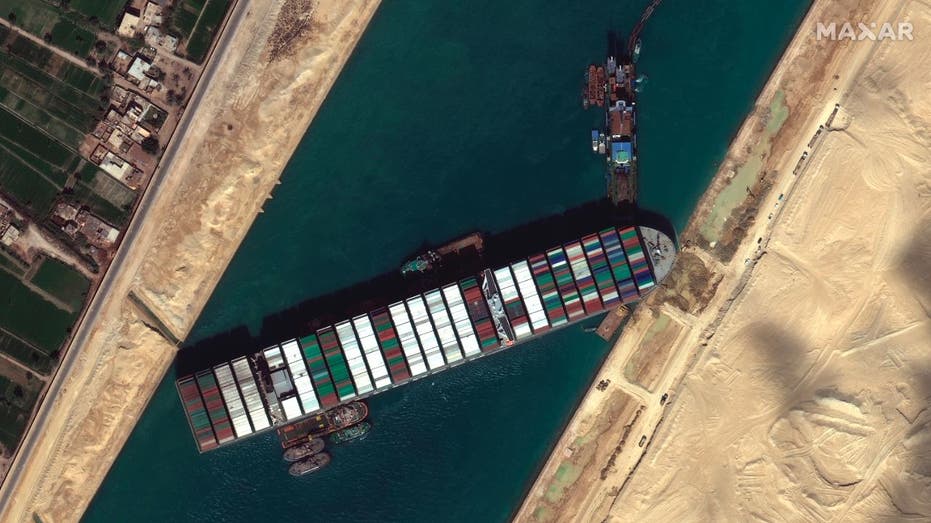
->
xmin=213 ymin=363 xmax=253 ymax=438
xmin=196 ymin=370 xmax=235 ymax=445
xmin=619 ymin=227 xmax=655 ymax=293
xmin=599 ymin=227 xmax=639 ymax=302
xmin=529 ymin=253 xmax=568 ymax=327
xmin=459 ymin=277 xmax=500 ymax=352
xmin=178 ymin=376 xmax=218 ymax=451
xmin=281 ymin=339 xmax=320 ymax=414
xmin=263 ymin=345 xmax=286 ymax=371
xmin=441 ymin=284 xmax=481 ymax=357
xmin=232 ymin=357 xmax=271 ymax=431
xmin=280 ymin=396 xmax=303 ymax=420
xmin=564 ymin=241 xmax=603 ymax=314
xmin=582 ymin=234 xmax=620 ymax=307
xmin=335 ymin=321 xmax=374 ymax=395
xmin=370 ymin=307 xmax=412 ymax=383
xmin=317 ymin=327 xmax=357 ymax=400
xmin=298 ymin=334 xmax=340 ymax=408
xmin=352 ymin=315 xmax=392 ymax=389
xmin=493 ymin=267 xmax=532 ymax=339
xmin=388 ymin=302 xmax=429 ymax=377
xmin=546 ymin=247 xmax=586 ymax=319
xmin=406 ymin=295 xmax=446 ymax=370
xmin=511 ymin=260 xmax=549 ymax=333
xmin=425 ymin=289 xmax=464 ymax=364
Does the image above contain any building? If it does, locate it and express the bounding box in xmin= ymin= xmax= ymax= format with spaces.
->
xmin=0 ymin=225 xmax=20 ymax=247
xmin=76 ymin=211 xmax=120 ymax=249
xmin=126 ymin=55 xmax=152 ymax=83
xmin=141 ymin=2 xmax=163 ymax=27
xmin=117 ymin=12 xmax=141 ymax=38
xmin=144 ymin=26 xmax=179 ymax=53
xmin=98 ymin=151 xmax=136 ymax=186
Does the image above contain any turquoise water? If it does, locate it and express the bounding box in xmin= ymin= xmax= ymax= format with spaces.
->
xmin=84 ymin=1 xmax=810 ymax=521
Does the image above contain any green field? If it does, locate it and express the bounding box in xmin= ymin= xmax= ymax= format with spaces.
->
xmin=0 ymin=149 xmax=60 ymax=213
xmin=0 ymin=34 xmax=123 ymax=220
xmin=69 ymin=0 xmax=127 ymax=26
xmin=0 ymin=374 xmax=40 ymax=449
xmin=71 ymin=163 xmax=135 ymax=225
xmin=0 ymin=250 xmax=28 ymax=277
xmin=0 ymin=1 xmax=97 ymax=56
xmin=0 ymin=269 xmax=77 ymax=354
xmin=170 ymin=6 xmax=199 ymax=37
xmin=0 ymin=331 xmax=54 ymax=375
xmin=49 ymin=19 xmax=95 ymax=56
xmin=185 ymin=0 xmax=230 ymax=62
xmin=0 ymin=105 xmax=76 ymax=167
xmin=0 ymin=377 xmax=29 ymax=449
xmin=169 ymin=0 xmax=231 ymax=63
xmin=30 ymin=257 xmax=90 ymax=311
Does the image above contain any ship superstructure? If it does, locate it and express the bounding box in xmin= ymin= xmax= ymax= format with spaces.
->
xmin=177 ymin=225 xmax=675 ymax=452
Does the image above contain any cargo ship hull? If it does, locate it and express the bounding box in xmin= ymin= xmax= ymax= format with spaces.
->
xmin=177 ymin=225 xmax=675 ymax=452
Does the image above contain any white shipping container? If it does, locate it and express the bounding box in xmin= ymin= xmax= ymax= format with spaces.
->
xmin=232 ymin=358 xmax=270 ymax=431
xmin=406 ymin=296 xmax=445 ymax=370
xmin=281 ymin=396 xmax=302 ymax=420
xmin=214 ymin=363 xmax=252 ymax=437
xmin=281 ymin=340 xmax=320 ymax=414
xmin=425 ymin=290 xmax=463 ymax=363
xmin=389 ymin=302 xmax=428 ymax=376
xmin=512 ymin=261 xmax=549 ymax=331
xmin=336 ymin=321 xmax=374 ymax=394
xmin=353 ymin=315 xmax=392 ymax=389
xmin=442 ymin=285 xmax=481 ymax=357
xmin=263 ymin=345 xmax=286 ymax=370
xmin=566 ymin=244 xmax=592 ymax=280
xmin=493 ymin=267 xmax=520 ymax=302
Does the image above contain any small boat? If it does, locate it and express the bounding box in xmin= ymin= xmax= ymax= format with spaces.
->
xmin=330 ymin=422 xmax=371 ymax=445
xmin=326 ymin=402 xmax=368 ymax=432
xmin=288 ymin=452 xmax=331 ymax=477
xmin=632 ymin=39 xmax=642 ymax=63
xmin=401 ymin=250 xmax=440 ymax=275
xmin=283 ymin=437 xmax=325 ymax=462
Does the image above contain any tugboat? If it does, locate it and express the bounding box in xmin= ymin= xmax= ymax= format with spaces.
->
xmin=326 ymin=401 xmax=368 ymax=431
xmin=282 ymin=437 xmax=325 ymax=462
xmin=400 ymin=250 xmax=441 ymax=276
xmin=330 ymin=422 xmax=372 ymax=445
xmin=288 ymin=452 xmax=331 ymax=477
xmin=632 ymin=38 xmax=642 ymax=63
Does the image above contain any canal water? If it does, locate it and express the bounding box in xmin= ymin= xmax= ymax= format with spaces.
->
xmin=84 ymin=1 xmax=810 ymax=521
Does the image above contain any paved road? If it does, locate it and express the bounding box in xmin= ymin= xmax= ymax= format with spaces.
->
xmin=0 ymin=0 xmax=251 ymax=513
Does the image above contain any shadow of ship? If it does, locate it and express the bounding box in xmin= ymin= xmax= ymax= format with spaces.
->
xmin=174 ymin=199 xmax=675 ymax=376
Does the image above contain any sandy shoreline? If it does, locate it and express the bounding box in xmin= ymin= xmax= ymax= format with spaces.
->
xmin=515 ymin=0 xmax=930 ymax=520
xmin=0 ymin=1 xmax=382 ymax=521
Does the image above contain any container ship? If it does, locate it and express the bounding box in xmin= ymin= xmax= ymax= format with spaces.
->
xmin=176 ymin=225 xmax=675 ymax=452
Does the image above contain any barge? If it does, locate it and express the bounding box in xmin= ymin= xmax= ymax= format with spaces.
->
xmin=176 ymin=225 xmax=675 ymax=452
xmin=584 ymin=38 xmax=641 ymax=205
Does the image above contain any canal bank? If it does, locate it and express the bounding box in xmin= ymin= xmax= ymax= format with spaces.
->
xmin=85 ymin=0 xmax=811 ymax=521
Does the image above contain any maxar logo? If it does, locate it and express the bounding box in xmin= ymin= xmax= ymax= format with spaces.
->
xmin=816 ymin=22 xmax=913 ymax=41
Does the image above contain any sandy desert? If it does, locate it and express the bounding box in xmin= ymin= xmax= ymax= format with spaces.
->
xmin=518 ymin=0 xmax=931 ymax=520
